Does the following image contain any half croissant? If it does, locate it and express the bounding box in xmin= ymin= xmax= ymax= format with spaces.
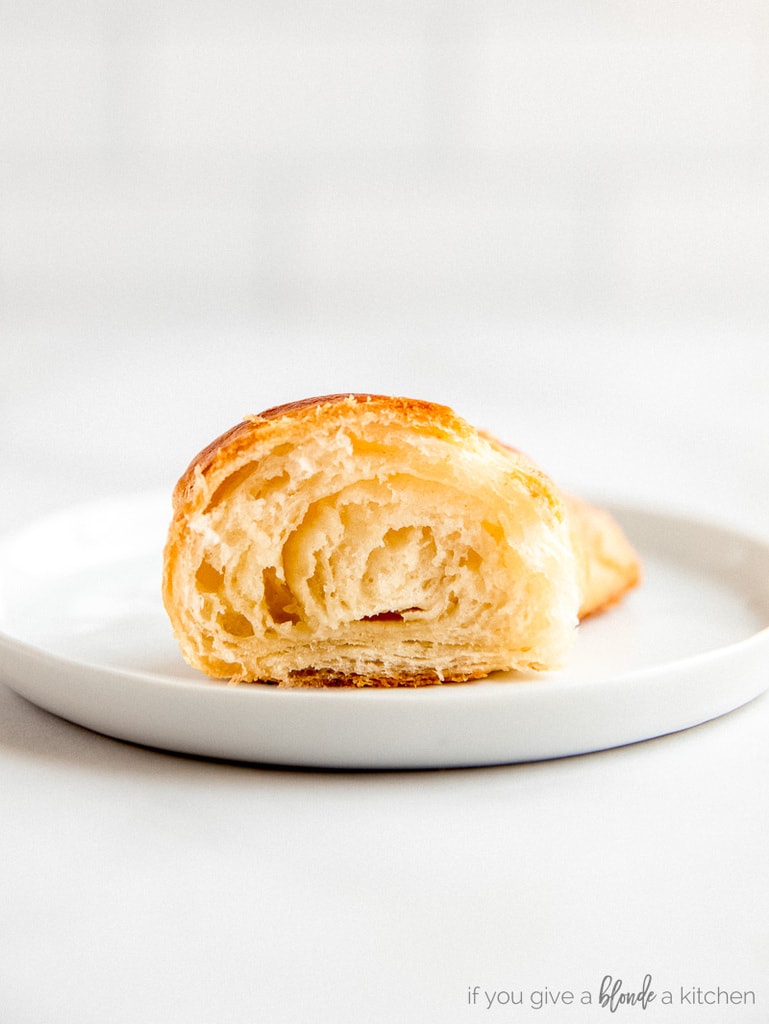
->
xmin=162 ymin=394 xmax=640 ymax=686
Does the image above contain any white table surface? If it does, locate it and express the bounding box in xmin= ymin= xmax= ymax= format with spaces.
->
xmin=1 ymin=321 xmax=767 ymax=1023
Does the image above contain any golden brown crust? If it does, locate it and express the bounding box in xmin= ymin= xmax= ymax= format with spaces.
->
xmin=256 ymin=393 xmax=446 ymax=422
xmin=567 ymin=495 xmax=643 ymax=618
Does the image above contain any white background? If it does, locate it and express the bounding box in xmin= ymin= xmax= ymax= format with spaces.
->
xmin=1 ymin=2 xmax=768 ymax=1021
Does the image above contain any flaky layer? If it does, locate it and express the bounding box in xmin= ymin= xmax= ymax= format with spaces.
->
xmin=162 ymin=394 xmax=607 ymax=685
xmin=568 ymin=495 xmax=642 ymax=619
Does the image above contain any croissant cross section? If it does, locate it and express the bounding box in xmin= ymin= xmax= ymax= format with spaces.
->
xmin=162 ymin=394 xmax=641 ymax=686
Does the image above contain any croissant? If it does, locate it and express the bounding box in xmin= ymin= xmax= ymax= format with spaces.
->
xmin=162 ymin=394 xmax=641 ymax=686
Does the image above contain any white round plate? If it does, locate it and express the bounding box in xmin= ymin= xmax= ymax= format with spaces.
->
xmin=1 ymin=492 xmax=768 ymax=769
